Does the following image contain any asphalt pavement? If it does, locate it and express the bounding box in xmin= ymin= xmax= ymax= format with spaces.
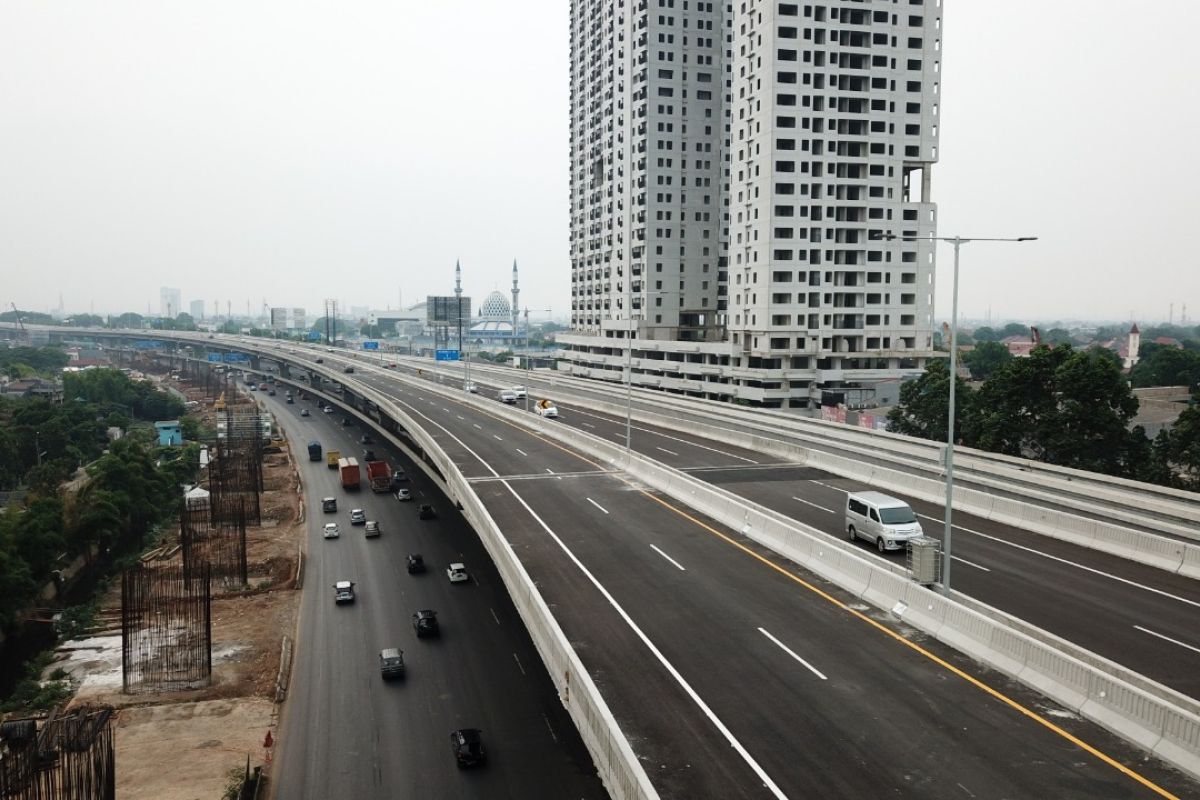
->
xmin=263 ymin=389 xmax=606 ymax=799
xmin=275 ymin=356 xmax=1200 ymax=799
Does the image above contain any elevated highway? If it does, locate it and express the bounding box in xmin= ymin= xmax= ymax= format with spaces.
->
xmin=11 ymin=326 xmax=1200 ymax=797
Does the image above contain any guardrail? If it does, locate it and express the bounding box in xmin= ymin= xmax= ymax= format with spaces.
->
xmin=425 ymin=357 xmax=1200 ymax=574
xmin=298 ymin=362 xmax=657 ymax=800
xmin=80 ymin=331 xmax=1200 ymax=780
xmin=384 ymin=365 xmax=1200 ymax=783
xmin=423 ymin=354 xmax=1200 ymax=536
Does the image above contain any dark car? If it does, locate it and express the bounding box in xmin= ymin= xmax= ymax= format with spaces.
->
xmin=406 ymin=553 xmax=425 ymax=573
xmin=300 ymin=409 xmax=310 ymax=417
xmin=363 ymin=449 xmax=376 ymax=462
xmin=360 ymin=434 xmax=373 ymax=444
xmin=418 ymin=504 xmax=436 ymax=520
xmin=343 ymin=366 xmax=355 ymax=373
xmin=350 ymin=508 xmax=366 ymax=525
xmin=450 ymin=729 xmax=485 ymax=768
xmin=412 ymin=609 xmax=439 ymax=638
xmin=286 ymin=396 xmax=294 ymax=404
xmin=315 ymin=357 xmax=324 ymax=363
xmin=268 ymin=389 xmax=276 ymax=396
xmin=341 ymin=416 xmax=352 ymax=426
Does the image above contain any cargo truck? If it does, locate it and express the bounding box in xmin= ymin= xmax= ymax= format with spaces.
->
xmin=366 ymin=461 xmax=391 ymax=493
xmin=308 ymin=441 xmax=322 ymax=461
xmin=326 ymin=450 xmax=341 ymax=469
xmin=339 ymin=457 xmax=361 ymax=490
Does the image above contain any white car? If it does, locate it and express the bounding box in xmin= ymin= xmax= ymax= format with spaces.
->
xmin=511 ymin=385 xmax=527 ymax=399
xmin=323 ymin=522 xmax=340 ymax=539
xmin=463 ymin=381 xmax=478 ymax=393
xmin=446 ymin=563 xmax=469 ymax=583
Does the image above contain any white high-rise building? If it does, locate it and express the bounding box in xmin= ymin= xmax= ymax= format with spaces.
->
xmin=560 ymin=0 xmax=942 ymax=411
xmin=160 ymin=287 xmax=182 ymax=319
xmin=189 ymin=299 xmax=205 ymax=320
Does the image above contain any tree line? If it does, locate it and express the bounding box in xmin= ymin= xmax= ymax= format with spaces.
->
xmin=887 ymin=344 xmax=1200 ymax=490
xmin=0 ymin=364 xmax=200 ymax=634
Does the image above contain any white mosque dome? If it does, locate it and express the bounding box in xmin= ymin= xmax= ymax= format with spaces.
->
xmin=480 ymin=291 xmax=511 ymax=320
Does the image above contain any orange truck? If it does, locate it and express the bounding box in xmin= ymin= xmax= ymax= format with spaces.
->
xmin=338 ymin=457 xmax=361 ymax=491
xmin=366 ymin=460 xmax=391 ymax=493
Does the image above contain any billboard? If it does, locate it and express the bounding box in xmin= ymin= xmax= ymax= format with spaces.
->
xmin=223 ymin=352 xmax=250 ymax=363
xmin=427 ymin=295 xmax=472 ymax=324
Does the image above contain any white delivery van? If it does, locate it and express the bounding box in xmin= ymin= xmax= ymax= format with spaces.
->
xmin=845 ymin=491 xmax=923 ymax=553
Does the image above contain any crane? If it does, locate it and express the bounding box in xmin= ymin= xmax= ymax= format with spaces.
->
xmin=10 ymin=303 xmax=28 ymax=341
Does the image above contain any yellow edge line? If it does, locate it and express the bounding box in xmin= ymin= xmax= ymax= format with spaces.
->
xmin=403 ymin=370 xmax=1182 ymax=798
xmin=637 ymin=490 xmax=1181 ymax=800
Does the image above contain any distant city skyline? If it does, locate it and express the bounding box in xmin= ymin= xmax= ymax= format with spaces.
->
xmin=1 ymin=2 xmax=1197 ymax=327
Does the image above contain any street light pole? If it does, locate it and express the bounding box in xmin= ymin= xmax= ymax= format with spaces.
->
xmin=877 ymin=232 xmax=1036 ymax=593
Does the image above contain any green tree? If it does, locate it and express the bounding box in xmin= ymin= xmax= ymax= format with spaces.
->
xmin=1160 ymin=405 xmax=1200 ymax=489
xmin=1043 ymin=328 xmax=1072 ymax=346
xmin=1129 ymin=346 xmax=1200 ymax=390
xmin=112 ymin=312 xmax=145 ymax=329
xmin=971 ymin=326 xmax=1000 ymax=342
xmin=966 ymin=345 xmax=1140 ymax=474
xmin=885 ymin=360 xmax=975 ymax=442
xmin=66 ymin=313 xmax=106 ymax=328
xmin=1000 ymin=322 xmax=1030 ymax=339
xmin=961 ymin=341 xmax=1012 ymax=381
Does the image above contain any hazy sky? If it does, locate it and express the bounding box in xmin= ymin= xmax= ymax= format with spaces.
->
xmin=1 ymin=2 xmax=1197 ymax=326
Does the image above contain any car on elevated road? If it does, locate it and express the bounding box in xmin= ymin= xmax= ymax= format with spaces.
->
xmin=350 ymin=509 xmax=366 ymax=525
xmin=322 ymin=522 xmax=340 ymax=539
xmin=446 ymin=563 xmax=469 ymax=584
xmin=406 ymin=554 xmax=425 ymax=574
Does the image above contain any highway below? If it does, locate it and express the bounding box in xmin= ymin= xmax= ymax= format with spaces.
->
xmin=273 ymin=352 xmax=1199 ymax=799
xmin=394 ymin=358 xmax=1200 ymax=703
xmin=263 ymin=388 xmax=606 ymax=799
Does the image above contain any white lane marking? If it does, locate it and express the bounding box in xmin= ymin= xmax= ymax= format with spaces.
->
xmin=570 ymin=407 xmax=759 ymax=464
xmin=545 ymin=468 xmax=554 ymax=474
xmin=952 ymin=555 xmax=991 ymax=572
xmin=442 ymin=407 xmax=450 ymax=413
xmin=390 ymin=400 xmax=499 ymax=478
xmin=792 ymin=496 xmax=836 ymax=515
xmin=656 ymin=446 xmax=679 ymax=456
xmin=812 ymin=481 xmax=842 ymax=492
xmin=758 ymin=628 xmax=828 ymax=681
xmin=513 ymin=653 xmax=526 ymax=675
xmin=490 ymin=608 xmax=501 ymax=625
xmin=542 ymin=713 xmax=558 ymax=743
xmin=516 ymin=448 xmax=528 ymax=456
xmin=500 ymin=482 xmax=789 ymax=800
xmin=581 ymin=422 xmax=596 ymax=429
xmin=473 ymin=423 xmax=482 ymax=429
xmin=650 ymin=544 xmax=686 ymax=571
xmin=586 ymin=498 xmax=609 ymax=514
xmin=493 ymin=434 xmax=503 ymax=441
xmin=914 ymin=514 xmax=1200 ymax=609
xmin=457 ymin=415 xmax=464 ymax=420
xmin=1134 ymin=625 xmax=1200 ymax=655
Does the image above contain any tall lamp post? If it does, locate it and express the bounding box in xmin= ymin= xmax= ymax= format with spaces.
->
xmin=875 ymin=233 xmax=1036 ymax=593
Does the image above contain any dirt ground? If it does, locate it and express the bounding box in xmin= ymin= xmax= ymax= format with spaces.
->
xmin=51 ymin=383 xmax=305 ymax=799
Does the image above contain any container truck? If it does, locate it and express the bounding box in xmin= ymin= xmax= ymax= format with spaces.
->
xmin=307 ymin=441 xmax=322 ymax=461
xmin=339 ymin=457 xmax=361 ymax=490
xmin=326 ymin=449 xmax=341 ymax=469
xmin=366 ymin=461 xmax=391 ymax=493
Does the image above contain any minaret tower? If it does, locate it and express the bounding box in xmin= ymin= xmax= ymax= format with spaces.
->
xmin=510 ymin=259 xmax=520 ymax=344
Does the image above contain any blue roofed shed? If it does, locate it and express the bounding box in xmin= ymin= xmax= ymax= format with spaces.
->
xmin=155 ymin=420 xmax=183 ymax=446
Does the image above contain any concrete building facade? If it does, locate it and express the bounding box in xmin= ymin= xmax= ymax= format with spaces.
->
xmin=560 ymin=0 xmax=943 ymax=410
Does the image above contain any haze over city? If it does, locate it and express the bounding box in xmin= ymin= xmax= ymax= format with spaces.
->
xmin=1 ymin=1 xmax=1196 ymax=323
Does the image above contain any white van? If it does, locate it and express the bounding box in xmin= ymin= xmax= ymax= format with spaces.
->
xmin=845 ymin=491 xmax=923 ymax=553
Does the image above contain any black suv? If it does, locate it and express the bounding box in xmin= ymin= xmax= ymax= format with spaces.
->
xmin=343 ymin=366 xmax=355 ymax=373
xmin=418 ymin=504 xmax=436 ymax=520
xmin=406 ymin=554 xmax=425 ymax=574
xmin=412 ymin=609 xmax=439 ymax=638
xmin=450 ymin=729 xmax=485 ymax=768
